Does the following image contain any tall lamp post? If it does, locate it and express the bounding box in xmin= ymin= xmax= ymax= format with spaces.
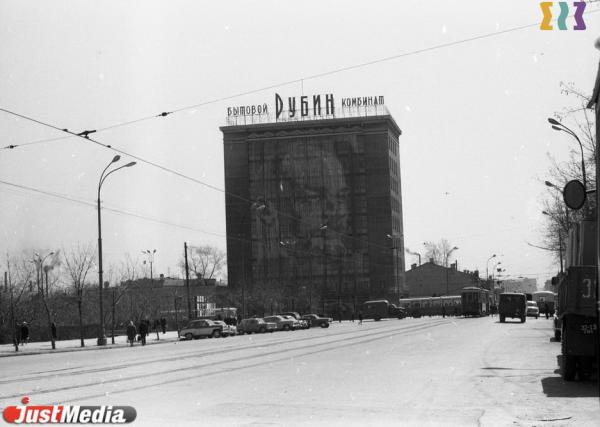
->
xmin=97 ymin=155 xmax=136 ymax=346
xmin=548 ymin=118 xmax=586 ymax=190
xmin=486 ymin=254 xmax=496 ymax=289
xmin=32 ymin=252 xmax=54 ymax=297
xmin=445 ymin=246 xmax=459 ymax=296
xmin=142 ymin=249 xmax=157 ymax=283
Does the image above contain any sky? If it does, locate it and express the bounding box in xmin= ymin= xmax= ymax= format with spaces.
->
xmin=1 ymin=1 xmax=599 ymax=287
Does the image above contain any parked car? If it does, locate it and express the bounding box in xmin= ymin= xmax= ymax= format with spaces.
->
xmin=281 ymin=315 xmax=308 ymax=330
xmin=526 ymin=301 xmax=539 ymax=319
xmin=180 ymin=319 xmax=224 ymax=340
xmin=237 ymin=318 xmax=277 ymax=334
xmin=213 ymin=320 xmax=237 ymax=337
xmin=264 ymin=315 xmax=296 ymax=331
xmin=301 ymin=314 xmax=331 ymax=328
xmin=279 ymin=312 xmax=309 ymax=329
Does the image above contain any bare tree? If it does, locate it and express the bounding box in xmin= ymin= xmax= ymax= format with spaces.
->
xmin=181 ymin=245 xmax=226 ymax=280
xmin=423 ymin=239 xmax=458 ymax=267
xmin=63 ymin=244 xmax=95 ymax=347
xmin=541 ymin=83 xmax=596 ymax=265
xmin=4 ymin=253 xmax=35 ymax=352
xmin=35 ymin=251 xmax=61 ymax=350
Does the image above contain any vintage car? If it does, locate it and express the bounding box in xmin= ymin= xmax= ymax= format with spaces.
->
xmin=498 ymin=293 xmax=526 ymax=323
xmin=237 ymin=318 xmax=277 ymax=334
xmin=263 ymin=315 xmax=296 ymax=331
xmin=213 ymin=320 xmax=237 ymax=337
xmin=281 ymin=315 xmax=308 ymax=330
xmin=279 ymin=312 xmax=309 ymax=329
xmin=526 ymin=301 xmax=539 ymax=319
xmin=179 ymin=319 xmax=224 ymax=340
xmin=301 ymin=314 xmax=331 ymax=328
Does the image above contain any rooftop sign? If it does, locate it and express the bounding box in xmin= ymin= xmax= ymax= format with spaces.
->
xmin=225 ymin=93 xmax=386 ymax=126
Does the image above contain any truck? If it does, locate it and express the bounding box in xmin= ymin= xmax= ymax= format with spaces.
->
xmin=498 ymin=293 xmax=527 ymax=323
xmin=553 ymin=216 xmax=599 ymax=381
xmin=361 ymin=300 xmax=406 ymax=321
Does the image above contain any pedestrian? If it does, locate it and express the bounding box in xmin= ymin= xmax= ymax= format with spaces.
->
xmin=442 ymin=305 xmax=446 ymax=318
xmin=20 ymin=322 xmax=29 ymax=345
xmin=160 ymin=317 xmax=167 ymax=334
xmin=544 ymin=303 xmax=549 ymax=319
xmin=358 ymin=311 xmax=363 ymax=325
xmin=351 ymin=312 xmax=355 ymax=322
xmin=126 ymin=321 xmax=137 ymax=347
xmin=138 ymin=320 xmax=148 ymax=345
xmin=51 ymin=322 xmax=57 ymax=341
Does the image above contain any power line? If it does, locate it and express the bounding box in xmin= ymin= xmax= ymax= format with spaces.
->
xmin=7 ymin=11 xmax=598 ymax=150
xmin=0 ymin=108 xmax=400 ymax=254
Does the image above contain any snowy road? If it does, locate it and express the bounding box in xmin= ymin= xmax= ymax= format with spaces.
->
xmin=1 ymin=317 xmax=598 ymax=426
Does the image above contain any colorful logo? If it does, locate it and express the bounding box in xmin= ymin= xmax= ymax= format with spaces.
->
xmin=2 ymin=396 xmax=137 ymax=424
xmin=540 ymin=2 xmax=587 ymax=30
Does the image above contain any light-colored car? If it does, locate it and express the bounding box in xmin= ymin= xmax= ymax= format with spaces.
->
xmin=213 ymin=320 xmax=237 ymax=337
xmin=281 ymin=315 xmax=306 ymax=330
xmin=526 ymin=301 xmax=539 ymax=319
xmin=264 ymin=315 xmax=296 ymax=331
xmin=180 ymin=319 xmax=224 ymax=340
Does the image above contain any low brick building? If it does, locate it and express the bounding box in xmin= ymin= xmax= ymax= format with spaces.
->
xmin=405 ymin=261 xmax=481 ymax=297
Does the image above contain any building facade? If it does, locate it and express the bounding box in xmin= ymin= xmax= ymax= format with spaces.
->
xmin=221 ymin=106 xmax=406 ymax=316
xmin=405 ymin=261 xmax=481 ymax=297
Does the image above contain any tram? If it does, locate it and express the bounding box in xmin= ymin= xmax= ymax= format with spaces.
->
xmin=460 ymin=287 xmax=490 ymax=317
xmin=397 ymin=295 xmax=462 ymax=317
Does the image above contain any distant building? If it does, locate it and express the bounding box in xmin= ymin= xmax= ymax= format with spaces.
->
xmin=500 ymin=278 xmax=537 ymax=294
xmin=404 ymin=260 xmax=481 ymax=297
xmin=221 ymin=99 xmax=406 ymax=316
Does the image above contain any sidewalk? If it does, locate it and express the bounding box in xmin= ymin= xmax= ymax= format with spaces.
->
xmin=0 ymin=331 xmax=181 ymax=357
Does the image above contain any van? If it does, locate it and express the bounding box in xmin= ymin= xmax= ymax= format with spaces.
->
xmin=498 ymin=293 xmax=526 ymax=323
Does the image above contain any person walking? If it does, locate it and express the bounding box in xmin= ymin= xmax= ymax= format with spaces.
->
xmin=126 ymin=321 xmax=137 ymax=347
xmin=544 ymin=303 xmax=549 ymax=319
xmin=138 ymin=320 xmax=148 ymax=345
xmin=351 ymin=312 xmax=355 ymax=322
xmin=442 ymin=305 xmax=446 ymax=318
xmin=160 ymin=318 xmax=167 ymax=334
xmin=358 ymin=311 xmax=363 ymax=325
xmin=20 ymin=322 xmax=29 ymax=345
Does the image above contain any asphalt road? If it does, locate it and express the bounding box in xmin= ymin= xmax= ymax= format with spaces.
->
xmin=0 ymin=316 xmax=598 ymax=426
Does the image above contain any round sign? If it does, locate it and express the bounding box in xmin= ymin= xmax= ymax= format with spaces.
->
xmin=563 ymin=180 xmax=586 ymax=210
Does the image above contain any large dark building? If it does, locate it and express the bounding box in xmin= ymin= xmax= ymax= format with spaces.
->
xmin=221 ymin=101 xmax=406 ymax=317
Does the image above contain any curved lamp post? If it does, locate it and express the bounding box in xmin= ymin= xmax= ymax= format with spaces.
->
xmin=97 ymin=155 xmax=136 ymax=345
xmin=486 ymin=254 xmax=496 ymax=283
xmin=548 ymin=118 xmax=586 ymax=190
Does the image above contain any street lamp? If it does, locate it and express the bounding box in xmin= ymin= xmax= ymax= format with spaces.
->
xmin=548 ymin=118 xmax=586 ymax=190
xmin=32 ymin=251 xmax=54 ymax=296
xmin=97 ymin=155 xmax=136 ymax=346
xmin=485 ymin=254 xmax=496 ymax=286
xmin=142 ymin=249 xmax=157 ymax=283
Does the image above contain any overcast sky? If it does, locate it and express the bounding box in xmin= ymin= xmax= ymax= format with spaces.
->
xmin=1 ymin=1 xmax=599 ymax=286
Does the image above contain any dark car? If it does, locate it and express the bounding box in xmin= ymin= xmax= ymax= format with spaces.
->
xmin=498 ymin=293 xmax=527 ymax=323
xmin=301 ymin=314 xmax=331 ymax=328
xmin=278 ymin=312 xmax=309 ymax=329
xmin=237 ymin=318 xmax=277 ymax=334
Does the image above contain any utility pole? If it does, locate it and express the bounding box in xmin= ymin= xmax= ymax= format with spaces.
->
xmin=184 ymin=242 xmax=192 ymax=320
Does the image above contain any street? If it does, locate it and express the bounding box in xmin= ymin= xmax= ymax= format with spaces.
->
xmin=0 ymin=316 xmax=598 ymax=426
